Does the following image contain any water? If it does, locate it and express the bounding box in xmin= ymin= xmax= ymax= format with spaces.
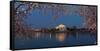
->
xmin=15 ymin=32 xmax=97 ymax=49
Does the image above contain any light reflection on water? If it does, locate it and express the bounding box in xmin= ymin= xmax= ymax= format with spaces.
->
xmin=15 ymin=32 xmax=97 ymax=49
xmin=56 ymin=33 xmax=66 ymax=42
xmin=34 ymin=32 xmax=67 ymax=42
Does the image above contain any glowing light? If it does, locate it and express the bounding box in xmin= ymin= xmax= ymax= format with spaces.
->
xmin=56 ymin=33 xmax=66 ymax=42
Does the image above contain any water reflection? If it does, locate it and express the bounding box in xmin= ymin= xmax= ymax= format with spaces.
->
xmin=35 ymin=32 xmax=41 ymax=40
xmin=15 ymin=31 xmax=97 ymax=49
xmin=15 ymin=31 xmax=96 ymax=42
xmin=33 ymin=32 xmax=67 ymax=41
xmin=56 ymin=33 xmax=66 ymax=42
xmin=49 ymin=33 xmax=52 ymax=39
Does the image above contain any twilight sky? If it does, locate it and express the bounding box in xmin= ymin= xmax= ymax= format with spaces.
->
xmin=24 ymin=5 xmax=84 ymax=28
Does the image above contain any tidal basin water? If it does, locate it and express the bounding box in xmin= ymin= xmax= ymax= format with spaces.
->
xmin=15 ymin=32 xmax=97 ymax=49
